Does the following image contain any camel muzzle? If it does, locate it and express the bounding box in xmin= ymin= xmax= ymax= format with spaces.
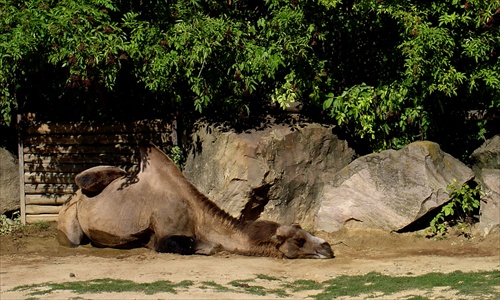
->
xmin=317 ymin=242 xmax=335 ymax=259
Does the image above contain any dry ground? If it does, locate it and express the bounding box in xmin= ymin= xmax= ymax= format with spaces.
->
xmin=0 ymin=223 xmax=499 ymax=299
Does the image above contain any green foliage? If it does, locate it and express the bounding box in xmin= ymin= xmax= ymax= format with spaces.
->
xmin=322 ymin=0 xmax=499 ymax=152
xmin=427 ymin=179 xmax=482 ymax=237
xmin=169 ymin=146 xmax=186 ymax=169
xmin=323 ymin=83 xmax=424 ymax=150
xmin=1 ymin=0 xmax=498 ymax=156
xmin=0 ymin=211 xmax=22 ymax=235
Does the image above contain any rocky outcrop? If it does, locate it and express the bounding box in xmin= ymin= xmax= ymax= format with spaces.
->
xmin=471 ymin=135 xmax=500 ymax=235
xmin=184 ymin=122 xmax=356 ymax=226
xmin=0 ymin=148 xmax=20 ymax=215
xmin=315 ymin=141 xmax=475 ymax=232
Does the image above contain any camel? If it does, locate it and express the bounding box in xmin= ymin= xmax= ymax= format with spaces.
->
xmin=57 ymin=143 xmax=334 ymax=259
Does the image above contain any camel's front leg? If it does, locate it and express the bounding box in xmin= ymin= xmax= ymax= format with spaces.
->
xmin=194 ymin=240 xmax=221 ymax=255
xmin=57 ymin=192 xmax=88 ymax=247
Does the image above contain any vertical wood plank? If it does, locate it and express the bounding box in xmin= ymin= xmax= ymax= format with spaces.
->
xmin=172 ymin=118 xmax=178 ymax=146
xmin=17 ymin=114 xmax=26 ymax=225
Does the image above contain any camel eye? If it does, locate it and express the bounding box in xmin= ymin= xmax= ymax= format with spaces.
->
xmin=295 ymin=238 xmax=306 ymax=247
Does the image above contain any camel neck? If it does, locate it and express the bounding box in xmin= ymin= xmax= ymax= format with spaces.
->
xmin=140 ymin=156 xmax=282 ymax=257
xmin=192 ymin=204 xmax=283 ymax=257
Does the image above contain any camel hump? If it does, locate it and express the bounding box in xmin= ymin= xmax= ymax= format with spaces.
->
xmin=75 ymin=166 xmax=127 ymax=195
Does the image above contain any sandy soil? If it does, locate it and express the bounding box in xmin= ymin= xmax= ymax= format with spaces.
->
xmin=0 ymin=224 xmax=499 ymax=299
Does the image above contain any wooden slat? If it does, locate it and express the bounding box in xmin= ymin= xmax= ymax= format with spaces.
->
xmin=25 ymin=172 xmax=75 ymax=184
xmin=24 ymin=144 xmax=140 ymax=155
xmin=24 ymin=163 xmax=138 ymax=173
xmin=24 ymin=119 xmax=173 ymax=135
xmin=24 ymin=184 xmax=78 ymax=194
xmin=26 ymin=194 xmax=71 ymax=205
xmin=26 ymin=214 xmax=59 ymax=223
xmin=24 ymin=133 xmax=172 ymax=146
xmin=26 ymin=205 xmax=62 ymax=214
xmin=23 ymin=153 xmax=139 ymax=164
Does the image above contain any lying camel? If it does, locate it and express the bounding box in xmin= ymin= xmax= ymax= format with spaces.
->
xmin=57 ymin=143 xmax=334 ymax=259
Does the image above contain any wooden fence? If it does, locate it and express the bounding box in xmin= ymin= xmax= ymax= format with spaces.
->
xmin=18 ymin=116 xmax=177 ymax=224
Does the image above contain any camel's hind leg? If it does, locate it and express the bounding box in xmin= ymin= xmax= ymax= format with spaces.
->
xmin=57 ymin=192 xmax=87 ymax=247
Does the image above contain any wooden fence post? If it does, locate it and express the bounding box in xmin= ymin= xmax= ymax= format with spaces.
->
xmin=17 ymin=114 xmax=26 ymax=225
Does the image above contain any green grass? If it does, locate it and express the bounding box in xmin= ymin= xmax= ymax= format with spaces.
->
xmin=285 ymin=279 xmax=323 ymax=292
xmin=406 ymin=296 xmax=431 ymax=300
xmin=200 ymin=281 xmax=232 ymax=293
xmin=256 ymin=273 xmax=282 ymax=281
xmin=12 ymin=278 xmax=194 ymax=296
xmin=228 ymin=278 xmax=289 ymax=297
xmin=10 ymin=270 xmax=499 ymax=299
xmin=314 ymin=271 xmax=500 ymax=299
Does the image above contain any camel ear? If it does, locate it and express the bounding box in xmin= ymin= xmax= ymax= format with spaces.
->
xmin=272 ymin=226 xmax=294 ymax=245
xmin=271 ymin=226 xmax=287 ymax=245
xmin=271 ymin=233 xmax=285 ymax=245
xmin=292 ymin=224 xmax=302 ymax=229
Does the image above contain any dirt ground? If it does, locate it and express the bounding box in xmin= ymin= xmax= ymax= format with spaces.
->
xmin=0 ymin=223 xmax=499 ymax=299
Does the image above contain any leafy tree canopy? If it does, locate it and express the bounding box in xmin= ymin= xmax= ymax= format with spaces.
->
xmin=1 ymin=0 xmax=499 ymax=157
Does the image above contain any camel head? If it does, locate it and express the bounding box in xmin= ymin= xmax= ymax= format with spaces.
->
xmin=272 ymin=225 xmax=334 ymax=259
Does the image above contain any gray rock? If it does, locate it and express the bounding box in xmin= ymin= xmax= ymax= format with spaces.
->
xmin=470 ymin=135 xmax=500 ymax=175
xmin=184 ymin=122 xmax=356 ymax=227
xmin=471 ymin=135 xmax=500 ymax=236
xmin=315 ymin=141 xmax=475 ymax=232
xmin=0 ymin=148 xmax=20 ymax=214
xmin=478 ymin=169 xmax=500 ymax=235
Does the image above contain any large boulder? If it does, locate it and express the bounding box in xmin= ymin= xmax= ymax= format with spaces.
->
xmin=0 ymin=148 xmax=20 ymax=215
xmin=315 ymin=141 xmax=475 ymax=232
xmin=184 ymin=122 xmax=356 ymax=226
xmin=470 ymin=135 xmax=500 ymax=236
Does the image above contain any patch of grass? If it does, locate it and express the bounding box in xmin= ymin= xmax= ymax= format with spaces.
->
xmin=11 ymin=278 xmax=194 ymax=296
xmin=314 ymin=271 xmax=500 ymax=299
xmin=243 ymin=285 xmax=267 ymax=296
xmin=33 ymin=221 xmax=50 ymax=230
xmin=228 ymin=279 xmax=253 ymax=287
xmin=407 ymin=296 xmax=431 ymax=300
xmin=200 ymin=281 xmax=232 ymax=293
xmin=285 ymin=279 xmax=323 ymax=292
xmin=228 ymin=278 xmax=289 ymax=297
xmin=256 ymin=274 xmax=282 ymax=281
xmin=268 ymin=288 xmax=289 ymax=298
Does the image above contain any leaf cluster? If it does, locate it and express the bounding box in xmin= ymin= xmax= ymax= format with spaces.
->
xmin=0 ymin=211 xmax=22 ymax=235
xmin=427 ymin=179 xmax=482 ymax=237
